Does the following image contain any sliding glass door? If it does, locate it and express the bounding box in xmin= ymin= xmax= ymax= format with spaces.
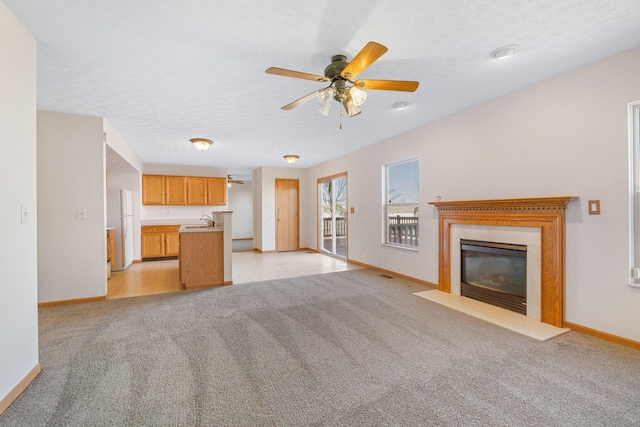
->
xmin=319 ymin=174 xmax=347 ymax=258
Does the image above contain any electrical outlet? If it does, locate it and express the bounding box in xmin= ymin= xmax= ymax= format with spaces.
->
xmin=398 ymin=252 xmax=404 ymax=261
xmin=167 ymin=210 xmax=172 ymax=215
xmin=77 ymin=208 xmax=87 ymax=219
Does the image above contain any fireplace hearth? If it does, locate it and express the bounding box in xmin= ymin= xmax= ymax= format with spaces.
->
xmin=461 ymin=239 xmax=527 ymax=315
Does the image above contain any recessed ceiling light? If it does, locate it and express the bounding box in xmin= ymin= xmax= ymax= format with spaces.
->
xmin=392 ymin=101 xmax=410 ymax=110
xmin=490 ymin=44 xmax=519 ymax=60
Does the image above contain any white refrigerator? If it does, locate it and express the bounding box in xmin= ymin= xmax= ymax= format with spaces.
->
xmin=107 ymin=189 xmax=134 ymax=271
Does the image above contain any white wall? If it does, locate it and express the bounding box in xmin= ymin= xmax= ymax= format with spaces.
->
xmin=105 ymin=121 xmax=143 ymax=260
xmin=254 ymin=166 xmax=308 ymax=251
xmin=307 ymin=46 xmax=640 ymax=342
xmin=141 ymin=164 xmax=228 ymax=221
xmin=104 ymin=120 xmax=143 ymax=172
xmin=0 ymin=0 xmax=39 ymax=406
xmin=37 ymin=112 xmax=107 ymax=302
xmin=228 ymin=182 xmax=253 ymax=239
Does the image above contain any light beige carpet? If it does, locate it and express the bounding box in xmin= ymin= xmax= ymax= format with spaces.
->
xmin=2 ymin=269 xmax=639 ymax=426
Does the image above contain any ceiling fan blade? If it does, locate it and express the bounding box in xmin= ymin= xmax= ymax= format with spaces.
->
xmin=282 ymin=89 xmax=324 ymax=110
xmin=266 ymin=67 xmax=329 ymax=82
xmin=353 ymin=79 xmax=419 ymax=92
xmin=340 ymin=41 xmax=388 ymax=80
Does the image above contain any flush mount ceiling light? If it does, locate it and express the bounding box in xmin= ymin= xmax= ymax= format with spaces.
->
xmin=190 ymin=138 xmax=213 ymax=152
xmin=392 ymin=101 xmax=410 ymax=110
xmin=283 ymin=155 xmax=300 ymax=165
xmin=490 ymin=44 xmax=519 ymax=60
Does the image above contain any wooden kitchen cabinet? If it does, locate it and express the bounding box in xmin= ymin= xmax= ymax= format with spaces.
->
xmin=179 ymin=230 xmax=224 ymax=288
xmin=142 ymin=175 xmax=165 ymax=205
xmin=165 ymin=176 xmax=187 ymax=205
xmin=141 ymin=225 xmax=181 ymax=259
xmin=143 ymin=174 xmax=226 ymax=205
xmin=107 ymin=229 xmax=116 ymax=263
xmin=141 ymin=232 xmax=165 ymax=258
xmin=187 ymin=177 xmax=207 ymax=205
xmin=206 ymin=177 xmax=227 ymax=205
xmin=165 ymin=231 xmax=180 ymax=256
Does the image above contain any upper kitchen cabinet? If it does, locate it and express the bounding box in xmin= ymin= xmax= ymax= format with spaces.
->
xmin=143 ymin=174 xmax=227 ymax=205
xmin=187 ymin=177 xmax=207 ymax=205
xmin=165 ymin=176 xmax=187 ymax=205
xmin=142 ymin=175 xmax=165 ymax=205
xmin=206 ymin=177 xmax=227 ymax=205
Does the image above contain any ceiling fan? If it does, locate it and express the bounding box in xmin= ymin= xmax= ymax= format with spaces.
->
xmin=265 ymin=41 xmax=419 ymax=117
xmin=228 ymin=175 xmax=245 ymax=185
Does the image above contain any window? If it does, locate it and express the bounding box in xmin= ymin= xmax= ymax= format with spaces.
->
xmin=384 ymin=158 xmax=419 ymax=248
xmin=629 ymin=101 xmax=640 ymax=288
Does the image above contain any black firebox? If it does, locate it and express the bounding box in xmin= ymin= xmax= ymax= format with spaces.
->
xmin=460 ymin=239 xmax=527 ymax=315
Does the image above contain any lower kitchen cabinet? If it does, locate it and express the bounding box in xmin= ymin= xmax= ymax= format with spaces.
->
xmin=141 ymin=225 xmax=181 ymax=259
xmin=165 ymin=231 xmax=180 ymax=256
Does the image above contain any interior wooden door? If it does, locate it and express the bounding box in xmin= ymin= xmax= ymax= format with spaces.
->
xmin=276 ymin=179 xmax=299 ymax=252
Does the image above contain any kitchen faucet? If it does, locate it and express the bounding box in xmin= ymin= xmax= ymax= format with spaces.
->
xmin=200 ymin=214 xmax=215 ymax=227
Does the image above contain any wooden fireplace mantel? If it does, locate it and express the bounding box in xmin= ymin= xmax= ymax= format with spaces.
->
xmin=428 ymin=196 xmax=578 ymax=327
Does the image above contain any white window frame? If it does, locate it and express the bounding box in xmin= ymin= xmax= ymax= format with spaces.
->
xmin=383 ymin=158 xmax=419 ymax=249
xmin=628 ymin=100 xmax=640 ymax=288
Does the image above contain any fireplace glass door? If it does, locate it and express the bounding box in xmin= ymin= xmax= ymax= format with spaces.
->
xmin=461 ymin=240 xmax=527 ymax=314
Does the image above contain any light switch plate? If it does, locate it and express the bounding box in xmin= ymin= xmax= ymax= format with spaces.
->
xmin=588 ymin=200 xmax=600 ymax=215
xmin=77 ymin=208 xmax=87 ymax=219
xmin=20 ymin=204 xmax=28 ymax=223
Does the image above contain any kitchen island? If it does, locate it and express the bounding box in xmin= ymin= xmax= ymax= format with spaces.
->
xmin=178 ymin=225 xmax=225 ymax=289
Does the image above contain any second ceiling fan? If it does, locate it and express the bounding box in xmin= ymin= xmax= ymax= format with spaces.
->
xmin=265 ymin=41 xmax=419 ymax=117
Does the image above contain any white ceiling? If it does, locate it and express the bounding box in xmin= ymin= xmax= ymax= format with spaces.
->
xmin=5 ymin=1 xmax=640 ymax=179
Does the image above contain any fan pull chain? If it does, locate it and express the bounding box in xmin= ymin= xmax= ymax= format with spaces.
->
xmin=340 ymin=108 xmax=343 ymax=130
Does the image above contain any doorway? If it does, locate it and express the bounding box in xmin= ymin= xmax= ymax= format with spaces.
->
xmin=276 ymin=178 xmax=300 ymax=252
xmin=319 ymin=173 xmax=347 ymax=258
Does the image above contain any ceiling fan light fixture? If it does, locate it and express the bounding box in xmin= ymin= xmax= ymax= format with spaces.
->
xmin=190 ymin=138 xmax=213 ymax=152
xmin=283 ymin=154 xmax=300 ymax=165
xmin=349 ymin=87 xmax=367 ymax=106
xmin=265 ymin=41 xmax=419 ymax=119
xmin=318 ymin=87 xmax=334 ymax=116
xmin=343 ymin=101 xmax=361 ymax=117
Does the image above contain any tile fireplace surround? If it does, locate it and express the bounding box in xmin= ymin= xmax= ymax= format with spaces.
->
xmin=428 ymin=197 xmax=578 ymax=328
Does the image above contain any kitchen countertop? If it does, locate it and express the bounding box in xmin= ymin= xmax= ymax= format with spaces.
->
xmin=141 ymin=219 xmax=204 ymax=226
xmin=179 ymin=225 xmax=222 ymax=233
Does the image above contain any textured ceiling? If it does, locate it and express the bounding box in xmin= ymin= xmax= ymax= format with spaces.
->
xmin=5 ymin=1 xmax=640 ymax=179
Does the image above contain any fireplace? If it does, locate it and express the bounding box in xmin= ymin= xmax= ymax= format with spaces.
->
xmin=428 ymin=196 xmax=577 ymax=327
xmin=460 ymin=239 xmax=527 ymax=315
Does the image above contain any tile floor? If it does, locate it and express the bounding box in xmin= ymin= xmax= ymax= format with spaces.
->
xmin=107 ymin=250 xmax=362 ymax=300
